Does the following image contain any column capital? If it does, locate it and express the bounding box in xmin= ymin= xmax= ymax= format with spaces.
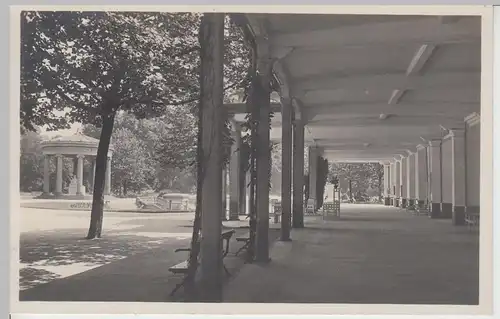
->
xmin=55 ymin=154 xmax=63 ymax=158
xmin=76 ymin=154 xmax=85 ymax=159
xmin=449 ymin=128 xmax=465 ymax=138
xmin=416 ymin=144 xmax=427 ymax=150
xmin=464 ymin=112 xmax=480 ymax=127
xmin=428 ymin=139 xmax=442 ymax=147
xmin=406 ymin=149 xmax=414 ymax=156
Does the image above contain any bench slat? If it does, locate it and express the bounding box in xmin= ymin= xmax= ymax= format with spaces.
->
xmin=169 ymin=260 xmax=189 ymax=273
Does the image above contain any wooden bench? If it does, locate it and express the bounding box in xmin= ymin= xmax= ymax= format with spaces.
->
xmin=168 ymin=229 xmax=235 ymax=296
xmin=464 ymin=213 xmax=480 ymax=230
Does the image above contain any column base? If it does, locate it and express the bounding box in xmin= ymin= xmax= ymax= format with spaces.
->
xmin=430 ymin=202 xmax=441 ymax=218
xmin=228 ymin=216 xmax=240 ymax=221
xmin=401 ymin=198 xmax=408 ymax=208
xmin=390 ymin=198 xmax=394 ymax=205
xmin=394 ymin=198 xmax=400 ymax=207
xmin=452 ymin=205 xmax=466 ymax=225
xmin=417 ymin=200 xmax=425 ymax=209
xmin=384 ymin=197 xmax=391 ymax=205
xmin=440 ymin=203 xmax=452 ymax=219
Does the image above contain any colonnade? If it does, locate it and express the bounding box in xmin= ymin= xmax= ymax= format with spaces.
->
xmin=382 ymin=113 xmax=480 ymax=225
xmin=42 ymin=154 xmax=112 ymax=197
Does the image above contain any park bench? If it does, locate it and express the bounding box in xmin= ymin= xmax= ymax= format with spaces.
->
xmin=272 ymin=202 xmax=282 ymax=223
xmin=464 ymin=213 xmax=480 ymax=230
xmin=168 ymin=229 xmax=235 ymax=296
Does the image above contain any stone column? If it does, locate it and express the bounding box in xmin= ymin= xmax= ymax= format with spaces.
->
xmin=229 ymin=124 xmax=241 ymax=221
xmin=429 ymin=139 xmax=442 ymax=218
xmin=245 ymin=171 xmax=251 ymax=216
xmin=400 ymin=155 xmax=408 ymax=208
xmin=465 ymin=113 xmax=480 ymax=216
xmin=76 ymin=155 xmax=84 ymax=196
xmin=407 ymin=151 xmax=416 ymax=206
xmin=308 ymin=146 xmax=318 ymax=210
xmin=390 ymin=161 xmax=396 ymax=205
xmin=280 ymin=98 xmax=292 ymax=240
xmin=55 ymin=154 xmax=63 ymax=196
xmin=394 ymin=159 xmax=401 ymax=207
xmin=383 ymin=163 xmax=391 ymax=205
xmin=254 ymin=57 xmax=273 ymax=263
xmin=441 ymin=137 xmax=453 ymax=218
xmin=293 ymin=118 xmax=305 ymax=228
xmin=415 ymin=144 xmax=428 ymax=208
xmin=450 ymin=129 xmax=466 ymax=225
xmin=238 ymin=149 xmax=247 ymax=216
xmin=43 ymin=155 xmax=50 ymax=194
xmin=104 ymin=156 xmax=112 ymax=196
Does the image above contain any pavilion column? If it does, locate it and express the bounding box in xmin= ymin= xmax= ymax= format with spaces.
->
xmin=76 ymin=155 xmax=84 ymax=196
xmin=229 ymin=123 xmax=241 ymax=221
xmin=382 ymin=163 xmax=390 ymax=205
xmin=254 ymin=54 xmax=273 ymax=263
xmin=390 ymin=161 xmax=396 ymax=205
xmin=407 ymin=151 xmax=416 ymax=207
xmin=400 ymin=155 xmax=408 ymax=208
xmin=43 ymin=155 xmax=51 ymax=194
xmin=415 ymin=144 xmax=428 ymax=208
xmin=450 ymin=129 xmax=466 ymax=225
xmin=280 ymin=97 xmax=292 ymax=241
xmin=308 ymin=146 xmax=319 ymax=210
xmin=429 ymin=139 xmax=443 ymax=218
xmin=104 ymin=156 xmax=112 ymax=196
xmin=55 ymin=154 xmax=63 ymax=196
xmin=198 ymin=13 xmax=224 ymax=301
xmin=292 ymin=118 xmax=305 ymax=228
xmin=394 ymin=159 xmax=401 ymax=207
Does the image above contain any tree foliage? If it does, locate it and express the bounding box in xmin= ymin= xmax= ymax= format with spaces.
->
xmin=328 ymin=162 xmax=383 ymax=201
xmin=21 ymin=11 xmax=250 ymax=238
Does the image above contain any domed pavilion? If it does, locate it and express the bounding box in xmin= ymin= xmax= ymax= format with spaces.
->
xmin=39 ymin=131 xmax=114 ymax=199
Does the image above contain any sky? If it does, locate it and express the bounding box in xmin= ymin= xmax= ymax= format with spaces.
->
xmin=40 ymin=109 xmax=81 ymax=137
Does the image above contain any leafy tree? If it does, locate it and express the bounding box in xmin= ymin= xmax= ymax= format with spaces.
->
xmin=328 ymin=162 xmax=383 ymax=201
xmin=110 ymin=127 xmax=150 ymax=196
xmin=19 ymin=128 xmax=44 ymax=192
xmin=22 ymin=11 xmax=249 ymax=239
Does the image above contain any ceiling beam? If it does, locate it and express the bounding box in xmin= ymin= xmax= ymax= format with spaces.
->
xmin=388 ymin=89 xmax=405 ymax=105
xmin=268 ymin=18 xmax=479 ymax=48
xmin=292 ymin=71 xmax=479 ymax=93
xmin=305 ymin=102 xmax=476 ymax=118
xmin=305 ymin=116 xmax=464 ymax=128
xmin=406 ymin=44 xmax=436 ymax=76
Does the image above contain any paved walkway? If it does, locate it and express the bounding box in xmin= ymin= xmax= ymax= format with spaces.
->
xmin=223 ymin=204 xmax=479 ymax=305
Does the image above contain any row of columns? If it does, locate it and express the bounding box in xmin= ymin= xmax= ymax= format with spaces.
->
xmin=383 ymin=113 xmax=480 ymax=225
xmin=224 ymin=103 xmax=309 ymax=246
xmin=42 ymin=154 xmax=112 ymax=196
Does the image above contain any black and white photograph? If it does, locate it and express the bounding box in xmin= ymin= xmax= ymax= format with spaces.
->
xmin=11 ymin=5 xmax=493 ymax=315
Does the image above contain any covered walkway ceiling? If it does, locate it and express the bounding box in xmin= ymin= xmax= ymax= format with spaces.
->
xmin=232 ymin=13 xmax=481 ymax=163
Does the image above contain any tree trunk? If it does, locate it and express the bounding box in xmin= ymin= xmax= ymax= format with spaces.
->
xmin=123 ymin=180 xmax=128 ymax=197
xmin=86 ymin=109 xmax=116 ymax=239
xmin=189 ymin=13 xmax=224 ymax=302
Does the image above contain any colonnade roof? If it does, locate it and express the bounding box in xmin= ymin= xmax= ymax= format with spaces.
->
xmin=232 ymin=13 xmax=481 ymax=163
